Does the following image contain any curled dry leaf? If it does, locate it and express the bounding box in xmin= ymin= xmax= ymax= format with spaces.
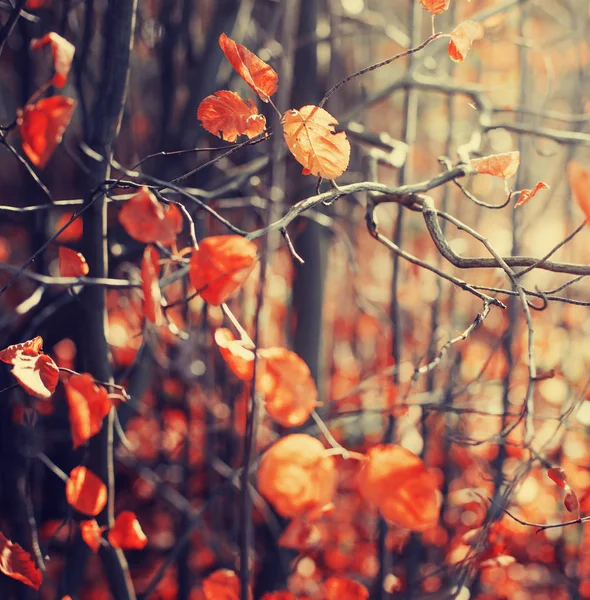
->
xmin=514 ymin=181 xmax=549 ymax=207
xmin=202 ymin=569 xmax=252 ymax=600
xmin=419 ymin=0 xmax=451 ymax=14
xmin=322 ymin=576 xmax=369 ymax=600
xmin=118 ymin=187 xmax=183 ymax=245
xmin=0 ymin=337 xmax=44 ymax=364
xmin=214 ymin=328 xmax=255 ymax=380
xmin=141 ymin=246 xmax=162 ymax=326
xmin=358 ymin=444 xmax=440 ymax=531
xmin=567 ymin=160 xmax=590 ymax=223
xmin=448 ymin=21 xmax=484 ymax=63
xmin=257 ymin=346 xmax=317 ymax=427
xmin=80 ymin=520 xmax=102 ymax=552
xmin=189 ymin=235 xmax=258 ymax=305
xmin=198 ymin=90 xmax=266 ymax=142
xmin=59 ymin=246 xmax=89 ymax=278
xmin=65 ymin=466 xmax=107 ymax=516
xmin=65 ymin=373 xmax=111 ymax=448
xmin=108 ymin=511 xmax=148 ymax=550
xmin=470 ymin=151 xmax=520 ymax=179
xmin=17 ymin=96 xmax=76 ymax=168
xmin=218 ymin=33 xmax=278 ymax=102
xmin=257 ymin=434 xmax=337 ymax=520
xmin=12 ymin=353 xmax=59 ymax=399
xmin=0 ymin=531 xmax=42 ymax=590
xmin=282 ymin=105 xmax=350 ymax=179
xmin=31 ymin=32 xmax=75 ymax=88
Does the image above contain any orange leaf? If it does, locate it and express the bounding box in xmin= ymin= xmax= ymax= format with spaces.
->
xmin=107 ymin=511 xmax=148 ymax=550
xmin=419 ymin=0 xmax=450 ymax=14
xmin=547 ymin=467 xmax=567 ymax=489
xmin=218 ymin=33 xmax=278 ymax=102
xmin=358 ymin=444 xmax=440 ymax=531
xmin=65 ymin=466 xmax=107 ymax=516
xmin=214 ymin=328 xmax=255 ymax=380
xmin=55 ymin=211 xmax=83 ymax=242
xmin=0 ymin=337 xmax=44 ymax=364
xmin=198 ymin=90 xmax=266 ymax=142
xmin=469 ymin=151 xmax=520 ymax=179
xmin=141 ymin=246 xmax=162 ymax=326
xmin=17 ymin=96 xmax=76 ymax=168
xmin=282 ymin=106 xmax=350 ymax=179
xmin=189 ymin=235 xmax=257 ymax=305
xmin=567 ymin=160 xmax=590 ymax=222
xmin=80 ymin=520 xmax=102 ymax=552
xmin=257 ymin=347 xmax=317 ymax=427
xmin=118 ymin=187 xmax=183 ymax=245
xmin=257 ymin=434 xmax=336 ymax=520
xmin=65 ymin=373 xmax=111 ymax=449
xmin=448 ymin=21 xmax=484 ymax=63
xmin=322 ymin=576 xmax=369 ymax=600
xmin=59 ymin=246 xmax=89 ymax=278
xmin=0 ymin=531 xmax=42 ymax=590
xmin=31 ymin=32 xmax=75 ymax=88
xmin=203 ymin=569 xmax=252 ymax=600
xmin=514 ymin=181 xmax=549 ymax=207
xmin=11 ymin=353 xmax=59 ymax=398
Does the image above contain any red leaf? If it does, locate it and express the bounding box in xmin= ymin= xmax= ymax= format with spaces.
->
xmin=107 ymin=511 xmax=148 ymax=550
xmin=65 ymin=373 xmax=111 ymax=448
xmin=189 ymin=235 xmax=258 ymax=305
xmin=564 ymin=485 xmax=579 ymax=513
xmin=12 ymin=353 xmax=59 ymax=398
xmin=17 ymin=96 xmax=76 ymax=168
xmin=419 ymin=0 xmax=450 ymax=14
xmin=31 ymin=32 xmax=75 ymax=88
xmin=141 ymin=246 xmax=162 ymax=326
xmin=547 ymin=467 xmax=567 ymax=489
xmin=448 ymin=21 xmax=484 ymax=63
xmin=59 ymin=246 xmax=89 ymax=278
xmin=65 ymin=466 xmax=107 ymax=516
xmin=322 ymin=576 xmax=369 ymax=600
xmin=218 ymin=33 xmax=278 ymax=102
xmin=0 ymin=337 xmax=43 ymax=364
xmin=80 ymin=520 xmax=102 ymax=552
xmin=0 ymin=531 xmax=42 ymax=590
xmin=55 ymin=211 xmax=83 ymax=242
xmin=261 ymin=593 xmax=297 ymax=600
xmin=567 ymin=160 xmax=590 ymax=223
xmin=198 ymin=90 xmax=266 ymax=142
xmin=514 ymin=181 xmax=550 ymax=207
xmin=470 ymin=151 xmax=520 ymax=179
xmin=202 ymin=569 xmax=252 ymax=600
xmin=214 ymin=328 xmax=255 ymax=380
xmin=118 ymin=187 xmax=183 ymax=245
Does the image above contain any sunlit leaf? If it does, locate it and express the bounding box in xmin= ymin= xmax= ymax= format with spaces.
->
xmin=514 ymin=181 xmax=549 ymax=207
xmin=469 ymin=151 xmax=520 ymax=179
xmin=31 ymin=32 xmax=75 ymax=88
xmin=218 ymin=33 xmax=278 ymax=102
xmin=80 ymin=520 xmax=102 ymax=553
xmin=11 ymin=353 xmax=59 ymax=399
xmin=567 ymin=160 xmax=590 ymax=223
xmin=141 ymin=246 xmax=162 ymax=326
xmin=448 ymin=21 xmax=484 ymax=63
xmin=202 ymin=569 xmax=252 ymax=600
xmin=65 ymin=466 xmax=107 ymax=516
xmin=214 ymin=327 xmax=255 ymax=380
xmin=59 ymin=246 xmax=89 ymax=278
xmin=0 ymin=337 xmax=44 ymax=364
xmin=107 ymin=511 xmax=148 ymax=550
xmin=0 ymin=531 xmax=42 ymax=590
xmin=17 ymin=96 xmax=76 ymax=168
xmin=198 ymin=90 xmax=266 ymax=142
xmin=282 ymin=105 xmax=350 ymax=179
xmin=419 ymin=0 xmax=450 ymax=14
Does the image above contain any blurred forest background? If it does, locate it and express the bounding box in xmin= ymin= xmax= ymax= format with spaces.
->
xmin=1 ymin=0 xmax=590 ymax=598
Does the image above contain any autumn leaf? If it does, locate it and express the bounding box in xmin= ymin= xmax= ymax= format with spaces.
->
xmin=257 ymin=434 xmax=337 ymax=520
xmin=257 ymin=346 xmax=317 ymax=427
xmin=261 ymin=593 xmax=297 ymax=600
xmin=80 ymin=520 xmax=102 ymax=552
xmin=514 ymin=181 xmax=549 ymax=207
xmin=0 ymin=531 xmax=42 ymax=590
xmin=470 ymin=151 xmax=520 ymax=179
xmin=55 ymin=211 xmax=83 ymax=242
xmin=65 ymin=373 xmax=111 ymax=448
xmin=214 ymin=328 xmax=255 ymax=380
xmin=564 ymin=486 xmax=579 ymax=513
xmin=17 ymin=96 xmax=76 ymax=168
xmin=59 ymin=246 xmax=89 ymax=278
xmin=547 ymin=467 xmax=567 ymax=488
xmin=108 ymin=511 xmax=148 ymax=550
xmin=198 ymin=90 xmax=266 ymax=142
xmin=218 ymin=33 xmax=278 ymax=102
xmin=283 ymin=105 xmax=350 ymax=179
xmin=358 ymin=444 xmax=440 ymax=531
xmin=567 ymin=160 xmax=590 ymax=222
xmin=118 ymin=187 xmax=183 ymax=245
xmin=322 ymin=576 xmax=369 ymax=600
xmin=448 ymin=21 xmax=484 ymax=63
xmin=419 ymin=0 xmax=451 ymax=14
xmin=203 ymin=569 xmax=252 ymax=600
xmin=189 ymin=235 xmax=258 ymax=305
xmin=141 ymin=246 xmax=162 ymax=326
xmin=31 ymin=32 xmax=75 ymax=88
xmin=11 ymin=353 xmax=59 ymax=399
xmin=0 ymin=337 xmax=44 ymax=364
xmin=65 ymin=466 xmax=107 ymax=516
